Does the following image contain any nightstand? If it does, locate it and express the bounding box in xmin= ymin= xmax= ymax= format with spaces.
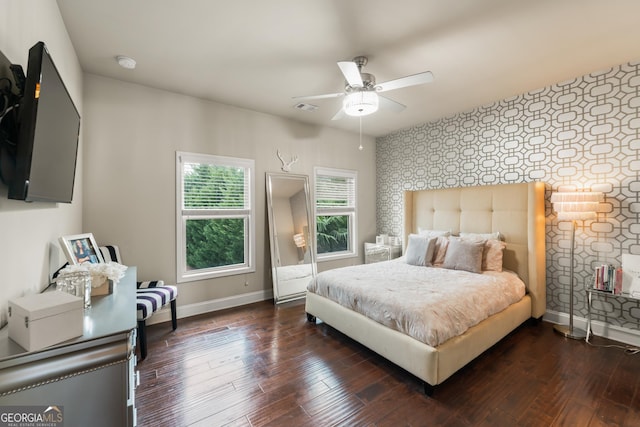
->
xmin=364 ymin=242 xmax=402 ymax=264
xmin=585 ymin=287 xmax=639 ymax=342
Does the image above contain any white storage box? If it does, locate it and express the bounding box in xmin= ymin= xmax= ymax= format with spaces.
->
xmin=8 ymin=291 xmax=84 ymax=351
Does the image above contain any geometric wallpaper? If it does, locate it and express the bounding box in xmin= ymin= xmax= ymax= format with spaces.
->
xmin=376 ymin=60 xmax=640 ymax=330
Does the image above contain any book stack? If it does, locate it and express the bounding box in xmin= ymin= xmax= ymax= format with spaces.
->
xmin=593 ymin=264 xmax=622 ymax=294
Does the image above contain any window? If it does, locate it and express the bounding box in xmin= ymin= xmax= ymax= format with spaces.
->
xmin=176 ymin=152 xmax=255 ymax=282
xmin=314 ymin=167 xmax=357 ymax=260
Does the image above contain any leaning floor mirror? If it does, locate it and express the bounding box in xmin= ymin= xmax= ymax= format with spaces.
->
xmin=266 ymin=172 xmax=316 ymax=304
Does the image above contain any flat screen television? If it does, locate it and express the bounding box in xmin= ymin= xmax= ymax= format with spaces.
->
xmin=8 ymin=41 xmax=80 ymax=203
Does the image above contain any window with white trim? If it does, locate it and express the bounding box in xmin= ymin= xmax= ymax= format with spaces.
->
xmin=314 ymin=167 xmax=357 ymax=260
xmin=176 ymin=152 xmax=255 ymax=282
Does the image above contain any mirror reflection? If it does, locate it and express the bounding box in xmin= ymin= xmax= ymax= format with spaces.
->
xmin=266 ymin=172 xmax=316 ymax=303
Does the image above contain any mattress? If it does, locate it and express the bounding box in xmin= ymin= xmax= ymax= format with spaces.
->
xmin=307 ymin=258 xmax=526 ymax=347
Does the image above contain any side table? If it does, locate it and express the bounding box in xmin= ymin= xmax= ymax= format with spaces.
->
xmin=364 ymin=242 xmax=402 ymax=264
xmin=585 ymin=286 xmax=638 ymax=342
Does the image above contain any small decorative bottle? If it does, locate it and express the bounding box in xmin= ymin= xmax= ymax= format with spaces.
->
xmin=82 ymin=272 xmax=92 ymax=309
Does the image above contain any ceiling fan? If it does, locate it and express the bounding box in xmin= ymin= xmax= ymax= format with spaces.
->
xmin=293 ymin=56 xmax=434 ymax=120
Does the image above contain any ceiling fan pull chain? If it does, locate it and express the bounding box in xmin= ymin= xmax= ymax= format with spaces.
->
xmin=359 ymin=116 xmax=364 ymax=151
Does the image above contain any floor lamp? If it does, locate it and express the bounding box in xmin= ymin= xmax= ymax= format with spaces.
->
xmin=551 ymin=190 xmax=603 ymax=340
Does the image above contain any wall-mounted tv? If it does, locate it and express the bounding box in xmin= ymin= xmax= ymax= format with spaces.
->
xmin=8 ymin=41 xmax=80 ymax=203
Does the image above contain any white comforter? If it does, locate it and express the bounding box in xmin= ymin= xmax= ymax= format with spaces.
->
xmin=307 ymin=258 xmax=526 ymax=347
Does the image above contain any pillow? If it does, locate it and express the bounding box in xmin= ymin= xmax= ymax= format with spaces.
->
xmin=432 ymin=236 xmax=450 ymax=266
xmin=405 ymin=234 xmax=437 ymax=266
xmin=418 ymin=228 xmax=451 ymax=238
xmin=459 ymin=231 xmax=504 ymax=241
xmin=483 ymin=239 xmax=507 ymax=272
xmin=442 ymin=238 xmax=485 ymax=273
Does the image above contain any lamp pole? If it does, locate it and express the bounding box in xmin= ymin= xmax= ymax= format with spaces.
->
xmin=554 ymin=219 xmax=586 ymax=339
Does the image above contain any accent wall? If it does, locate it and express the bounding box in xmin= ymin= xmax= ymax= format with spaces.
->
xmin=376 ymin=60 xmax=640 ymax=338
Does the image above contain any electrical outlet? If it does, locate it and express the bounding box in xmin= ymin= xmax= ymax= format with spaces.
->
xmin=244 ymin=281 xmax=249 ymax=287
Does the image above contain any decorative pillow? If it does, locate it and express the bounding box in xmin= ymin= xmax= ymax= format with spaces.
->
xmin=442 ymin=238 xmax=485 ymax=273
xmin=405 ymin=234 xmax=437 ymax=266
xmin=432 ymin=236 xmax=450 ymax=266
xmin=459 ymin=231 xmax=503 ymax=241
xmin=418 ymin=228 xmax=451 ymax=238
xmin=483 ymin=239 xmax=507 ymax=272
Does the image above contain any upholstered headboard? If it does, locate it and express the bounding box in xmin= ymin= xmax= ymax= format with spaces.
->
xmin=403 ymin=182 xmax=546 ymax=318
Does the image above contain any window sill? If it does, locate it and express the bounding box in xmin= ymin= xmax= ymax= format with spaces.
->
xmin=178 ymin=266 xmax=255 ymax=283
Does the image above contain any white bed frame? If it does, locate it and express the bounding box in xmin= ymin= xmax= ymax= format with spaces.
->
xmin=305 ymin=182 xmax=546 ymax=394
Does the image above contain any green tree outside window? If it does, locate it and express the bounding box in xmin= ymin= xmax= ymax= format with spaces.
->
xmin=316 ymin=215 xmax=348 ymax=254
xmin=183 ymin=164 xmax=246 ymax=270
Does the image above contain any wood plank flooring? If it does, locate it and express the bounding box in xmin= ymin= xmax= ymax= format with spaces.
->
xmin=135 ymin=300 xmax=640 ymax=426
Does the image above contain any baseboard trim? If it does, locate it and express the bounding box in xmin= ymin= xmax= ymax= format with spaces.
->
xmin=544 ymin=310 xmax=640 ymax=347
xmin=146 ymin=289 xmax=274 ymax=326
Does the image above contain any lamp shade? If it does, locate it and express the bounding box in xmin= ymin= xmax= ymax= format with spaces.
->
xmin=293 ymin=233 xmax=305 ymax=248
xmin=551 ymin=191 xmax=603 ymax=221
xmin=343 ymin=90 xmax=379 ymax=117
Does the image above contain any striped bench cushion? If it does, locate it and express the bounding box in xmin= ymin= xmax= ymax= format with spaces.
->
xmin=100 ymin=245 xmax=121 ymax=263
xmin=99 ymin=245 xmax=178 ymax=322
xmin=137 ymin=280 xmax=165 ymax=289
xmin=136 ymin=285 xmax=178 ymax=321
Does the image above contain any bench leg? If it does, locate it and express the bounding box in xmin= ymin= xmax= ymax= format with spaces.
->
xmin=137 ymin=320 xmax=147 ymax=361
xmin=171 ymin=299 xmax=177 ymax=331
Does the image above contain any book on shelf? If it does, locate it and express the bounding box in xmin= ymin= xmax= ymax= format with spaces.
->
xmin=593 ymin=264 xmax=622 ymax=294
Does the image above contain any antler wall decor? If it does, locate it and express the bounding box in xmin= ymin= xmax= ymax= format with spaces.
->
xmin=277 ymin=149 xmax=299 ymax=172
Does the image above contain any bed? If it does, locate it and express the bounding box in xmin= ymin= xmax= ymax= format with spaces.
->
xmin=305 ymin=182 xmax=546 ymax=394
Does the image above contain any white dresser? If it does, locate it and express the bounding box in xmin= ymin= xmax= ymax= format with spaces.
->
xmin=0 ymin=268 xmax=138 ymax=426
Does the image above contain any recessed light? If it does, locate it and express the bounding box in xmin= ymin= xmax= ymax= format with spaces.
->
xmin=116 ymin=55 xmax=136 ymax=70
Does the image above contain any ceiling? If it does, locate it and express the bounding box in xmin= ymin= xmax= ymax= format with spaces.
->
xmin=56 ymin=0 xmax=640 ymax=137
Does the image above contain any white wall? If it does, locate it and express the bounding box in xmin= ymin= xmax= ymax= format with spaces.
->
xmin=82 ymin=74 xmax=376 ymax=317
xmin=0 ymin=1 xmax=83 ymax=327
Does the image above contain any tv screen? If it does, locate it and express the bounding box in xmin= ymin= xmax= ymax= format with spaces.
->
xmin=8 ymin=41 xmax=80 ymax=203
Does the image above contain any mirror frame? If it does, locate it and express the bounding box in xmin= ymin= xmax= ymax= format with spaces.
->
xmin=265 ymin=172 xmax=317 ymax=304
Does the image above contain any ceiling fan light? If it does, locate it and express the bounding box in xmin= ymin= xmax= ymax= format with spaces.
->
xmin=343 ymin=91 xmax=379 ymax=117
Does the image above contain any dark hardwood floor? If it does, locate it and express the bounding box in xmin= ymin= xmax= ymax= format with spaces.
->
xmin=136 ymin=300 xmax=640 ymax=426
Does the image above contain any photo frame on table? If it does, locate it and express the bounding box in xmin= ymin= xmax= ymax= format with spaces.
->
xmin=59 ymin=233 xmax=104 ymax=265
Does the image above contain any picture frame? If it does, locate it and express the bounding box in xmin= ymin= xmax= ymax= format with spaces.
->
xmin=59 ymin=233 xmax=104 ymax=265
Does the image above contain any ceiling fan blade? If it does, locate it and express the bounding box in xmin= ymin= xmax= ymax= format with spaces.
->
xmin=376 ymin=71 xmax=434 ymax=92
xmin=337 ymin=61 xmax=363 ymax=88
xmin=378 ymin=95 xmax=406 ymax=112
xmin=292 ymin=92 xmax=345 ymax=101
xmin=331 ymin=108 xmax=346 ymax=121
